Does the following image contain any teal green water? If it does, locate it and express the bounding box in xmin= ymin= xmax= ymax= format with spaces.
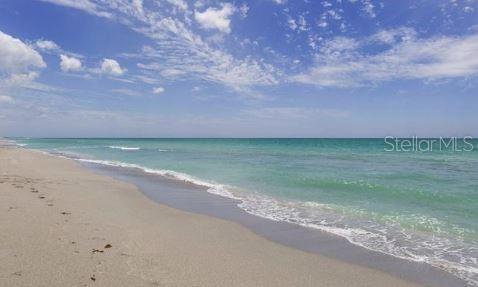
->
xmin=12 ymin=138 xmax=478 ymax=285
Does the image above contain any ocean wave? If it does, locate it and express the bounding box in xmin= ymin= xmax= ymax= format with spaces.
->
xmin=237 ymin=195 xmax=478 ymax=286
xmin=51 ymin=154 xmax=478 ymax=286
xmin=3 ymin=139 xmax=27 ymax=147
xmin=108 ymin=146 xmax=140 ymax=151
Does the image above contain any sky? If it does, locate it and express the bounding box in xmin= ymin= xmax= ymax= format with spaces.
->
xmin=0 ymin=0 xmax=477 ymax=137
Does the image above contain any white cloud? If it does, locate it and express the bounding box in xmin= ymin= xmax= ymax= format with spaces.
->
xmin=153 ymin=87 xmax=165 ymax=95
xmin=347 ymin=0 xmax=377 ymax=18
xmin=132 ymin=0 xmax=143 ymax=14
xmin=292 ymin=30 xmax=478 ymax=87
xmin=287 ymin=17 xmax=298 ymax=30
xmin=0 ymin=95 xmax=13 ymax=103
xmin=39 ymin=0 xmax=112 ymax=18
xmin=327 ymin=10 xmax=342 ymax=20
xmin=287 ymin=15 xmax=308 ymax=32
xmin=271 ymin=0 xmax=287 ymax=4
xmin=239 ymin=3 xmax=249 ymax=19
xmin=43 ymin=0 xmax=278 ymax=94
xmin=0 ymin=30 xmax=46 ymax=73
xmin=195 ymin=3 xmax=235 ymax=33
xmin=361 ymin=0 xmax=376 ymax=18
xmin=135 ymin=16 xmax=278 ymax=90
xmin=1 ymin=71 xmax=59 ymax=93
xmin=160 ymin=68 xmax=187 ymax=78
xmin=3 ymin=71 xmax=40 ymax=87
xmin=60 ymin=54 xmax=82 ymax=72
xmin=134 ymin=75 xmax=161 ymax=85
xmin=317 ymin=20 xmax=328 ymax=28
xmin=166 ymin=0 xmax=188 ymax=11
xmin=370 ymin=27 xmax=416 ymax=44
xmin=35 ymin=40 xmax=60 ymax=51
xmin=320 ymin=36 xmax=359 ymax=52
xmin=112 ymin=88 xmax=141 ymax=97
xmin=100 ymin=58 xmax=126 ymax=76
xmin=0 ymin=31 xmax=51 ymax=96
xmin=298 ymin=16 xmax=308 ymax=31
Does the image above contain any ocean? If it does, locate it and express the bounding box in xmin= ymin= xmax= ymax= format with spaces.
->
xmin=12 ymin=138 xmax=478 ymax=286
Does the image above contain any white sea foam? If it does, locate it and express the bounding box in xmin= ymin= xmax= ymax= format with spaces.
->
xmin=7 ymin=140 xmax=28 ymax=147
xmin=236 ymin=194 xmax=478 ymax=286
xmin=44 ymin=153 xmax=478 ymax=286
xmin=108 ymin=146 xmax=140 ymax=151
xmin=2 ymin=139 xmax=27 ymax=147
xmin=74 ymin=158 xmax=239 ymax=200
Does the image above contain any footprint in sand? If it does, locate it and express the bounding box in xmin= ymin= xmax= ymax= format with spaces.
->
xmin=91 ymin=244 xmax=112 ymax=254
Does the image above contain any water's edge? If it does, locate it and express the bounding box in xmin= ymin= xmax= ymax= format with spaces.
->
xmin=79 ymin=159 xmax=467 ymax=287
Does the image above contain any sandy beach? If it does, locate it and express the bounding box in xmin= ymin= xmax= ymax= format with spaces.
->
xmin=2 ymin=0 xmax=477 ymax=285
xmin=0 ymin=146 xmax=423 ymax=287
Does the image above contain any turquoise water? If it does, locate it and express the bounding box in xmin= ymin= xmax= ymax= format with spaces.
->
xmin=12 ymin=138 xmax=478 ymax=285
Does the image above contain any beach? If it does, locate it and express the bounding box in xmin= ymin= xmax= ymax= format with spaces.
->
xmin=0 ymin=145 xmax=428 ymax=286
xmin=2 ymin=0 xmax=476 ymax=285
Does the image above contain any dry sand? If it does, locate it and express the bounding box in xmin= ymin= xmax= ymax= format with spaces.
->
xmin=0 ymin=146 xmax=422 ymax=287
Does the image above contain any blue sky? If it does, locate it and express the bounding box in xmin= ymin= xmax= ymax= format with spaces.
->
xmin=0 ymin=0 xmax=477 ymax=137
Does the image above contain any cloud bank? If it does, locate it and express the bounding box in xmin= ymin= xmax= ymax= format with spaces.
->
xmin=293 ymin=28 xmax=478 ymax=87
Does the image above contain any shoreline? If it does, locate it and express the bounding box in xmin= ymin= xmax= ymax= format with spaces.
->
xmin=0 ymin=145 xmax=468 ymax=286
xmin=82 ymin=156 xmax=468 ymax=287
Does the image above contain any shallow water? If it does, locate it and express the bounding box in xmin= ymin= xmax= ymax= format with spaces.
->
xmin=13 ymin=138 xmax=478 ymax=286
